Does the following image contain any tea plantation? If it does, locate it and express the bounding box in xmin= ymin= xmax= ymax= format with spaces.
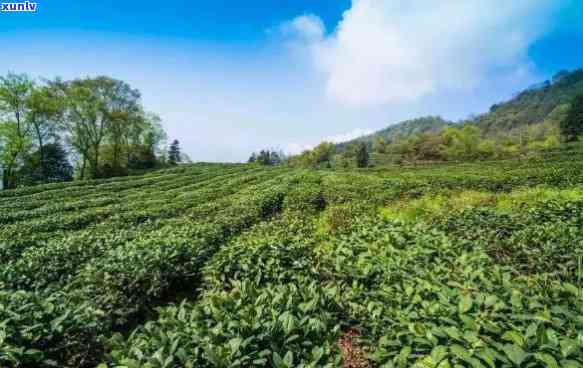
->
xmin=1 ymin=147 xmax=582 ymax=367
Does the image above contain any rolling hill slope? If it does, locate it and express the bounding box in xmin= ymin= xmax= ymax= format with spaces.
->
xmin=473 ymin=69 xmax=583 ymax=133
xmin=1 ymin=149 xmax=583 ymax=367
xmin=336 ymin=116 xmax=452 ymax=151
xmin=338 ymin=68 xmax=583 ymax=149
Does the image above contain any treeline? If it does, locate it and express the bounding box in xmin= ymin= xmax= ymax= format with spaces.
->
xmin=287 ymin=142 xmax=370 ymax=169
xmin=247 ymin=149 xmax=287 ymax=166
xmin=285 ymin=91 xmax=583 ymax=168
xmin=248 ymin=144 xmax=370 ymax=169
xmin=0 ymin=73 xmax=181 ymax=189
xmin=381 ymin=93 xmax=582 ymax=163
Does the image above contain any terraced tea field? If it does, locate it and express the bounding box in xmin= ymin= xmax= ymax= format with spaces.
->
xmin=1 ymin=148 xmax=583 ymax=367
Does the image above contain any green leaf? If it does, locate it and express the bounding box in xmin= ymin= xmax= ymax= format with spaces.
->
xmin=502 ymin=344 xmax=528 ymax=366
xmin=560 ymin=339 xmax=578 ymax=358
xmin=484 ymin=295 xmax=498 ymax=308
xmin=431 ymin=346 xmax=448 ymax=364
xmin=398 ymin=346 xmax=412 ymax=368
xmin=546 ymin=329 xmax=559 ymax=347
xmin=475 ymin=348 xmax=497 ymax=368
xmin=510 ymin=291 xmax=522 ymax=310
xmin=562 ymin=282 xmax=579 ymax=295
xmin=502 ymin=331 xmax=525 ymax=347
xmin=311 ymin=347 xmax=324 ymax=363
xmin=228 ymin=337 xmax=242 ymax=354
xmin=534 ymin=353 xmax=558 ymax=368
xmin=273 ymin=351 xmax=284 ymax=368
xmin=459 ymin=294 xmax=473 ymax=314
xmin=283 ymin=351 xmax=294 ymax=367
xmin=279 ymin=312 xmax=295 ymax=335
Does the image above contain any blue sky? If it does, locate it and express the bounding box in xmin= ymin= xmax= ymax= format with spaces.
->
xmin=1 ymin=0 xmax=582 ymax=161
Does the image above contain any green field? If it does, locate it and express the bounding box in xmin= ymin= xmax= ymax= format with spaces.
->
xmin=1 ymin=147 xmax=583 ymax=367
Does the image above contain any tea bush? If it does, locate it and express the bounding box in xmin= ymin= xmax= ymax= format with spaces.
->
xmin=1 ymin=150 xmax=582 ymax=367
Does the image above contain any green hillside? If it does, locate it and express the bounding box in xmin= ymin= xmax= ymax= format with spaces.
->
xmin=1 ymin=147 xmax=583 ymax=367
xmin=474 ymin=69 xmax=583 ymax=133
xmin=337 ymin=116 xmax=452 ymax=151
xmin=338 ymin=69 xmax=583 ymax=150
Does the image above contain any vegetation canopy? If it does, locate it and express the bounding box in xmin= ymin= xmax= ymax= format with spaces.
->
xmin=0 ymin=144 xmax=582 ymax=367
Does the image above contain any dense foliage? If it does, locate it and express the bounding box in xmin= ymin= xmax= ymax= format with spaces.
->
xmin=0 ymin=145 xmax=582 ymax=367
xmin=319 ymin=69 xmax=583 ymax=167
xmin=475 ymin=69 xmax=583 ymax=134
xmin=336 ymin=116 xmax=452 ymax=152
xmin=248 ymin=149 xmax=286 ymax=166
xmin=0 ymin=73 xmax=175 ymax=189
xmin=561 ymin=94 xmax=583 ymax=142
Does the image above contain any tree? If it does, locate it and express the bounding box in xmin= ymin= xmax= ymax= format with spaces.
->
xmin=168 ymin=139 xmax=181 ymax=165
xmin=61 ymin=76 xmax=141 ymax=178
xmin=355 ymin=142 xmax=369 ymax=168
xmin=560 ymin=94 xmax=583 ymax=142
xmin=441 ymin=125 xmax=481 ymax=160
xmin=248 ymin=149 xmax=284 ymax=166
xmin=415 ymin=133 xmax=445 ymax=161
xmin=392 ymin=135 xmax=420 ymax=162
xmin=0 ymin=73 xmax=34 ymax=188
xmin=125 ymin=112 xmax=167 ymax=170
xmin=0 ymin=73 xmax=168 ymax=186
xmin=19 ymin=142 xmax=73 ymax=185
xmin=0 ymin=121 xmax=32 ymax=188
xmin=308 ymin=142 xmax=335 ymax=167
xmin=26 ymin=85 xmax=66 ymax=181
xmin=373 ymin=137 xmax=387 ymax=153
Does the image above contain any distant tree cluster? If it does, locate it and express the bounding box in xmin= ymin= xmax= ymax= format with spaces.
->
xmin=248 ymin=149 xmax=285 ymax=166
xmin=287 ymin=142 xmax=335 ymax=168
xmin=0 ymin=72 xmax=175 ymax=189
xmin=168 ymin=139 xmax=181 ymax=165
xmin=385 ymin=122 xmax=562 ymax=164
xmin=287 ymin=141 xmax=369 ymax=169
xmin=474 ymin=69 xmax=583 ymax=134
xmin=561 ymin=94 xmax=583 ymax=142
xmin=287 ymin=102 xmax=581 ymax=168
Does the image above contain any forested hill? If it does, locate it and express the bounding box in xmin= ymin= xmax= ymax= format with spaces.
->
xmin=337 ymin=68 xmax=583 ymax=149
xmin=471 ymin=68 xmax=583 ymax=133
xmin=336 ymin=116 xmax=452 ymax=151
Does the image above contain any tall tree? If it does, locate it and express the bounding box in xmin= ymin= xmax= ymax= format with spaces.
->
xmin=0 ymin=121 xmax=32 ymax=188
xmin=0 ymin=73 xmax=34 ymax=188
xmin=26 ymin=85 xmax=66 ymax=181
xmin=123 ymin=112 xmax=165 ymax=170
xmin=62 ymin=76 xmax=141 ymax=178
xmin=19 ymin=142 xmax=73 ymax=185
xmin=140 ymin=112 xmax=167 ymax=161
xmin=168 ymin=139 xmax=181 ymax=165
xmin=355 ymin=142 xmax=369 ymax=168
xmin=561 ymin=94 xmax=583 ymax=142
xmin=441 ymin=125 xmax=481 ymax=160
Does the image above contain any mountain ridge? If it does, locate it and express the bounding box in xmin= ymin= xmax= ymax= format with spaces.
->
xmin=336 ymin=68 xmax=583 ymax=150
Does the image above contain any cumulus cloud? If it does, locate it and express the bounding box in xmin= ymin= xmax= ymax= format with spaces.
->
xmin=279 ymin=14 xmax=325 ymax=42
xmin=287 ymin=0 xmax=558 ymax=107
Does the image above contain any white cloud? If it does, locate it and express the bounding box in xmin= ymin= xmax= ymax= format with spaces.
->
xmin=288 ymin=0 xmax=558 ymax=107
xmin=279 ymin=14 xmax=325 ymax=42
xmin=324 ymin=128 xmax=373 ymax=143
